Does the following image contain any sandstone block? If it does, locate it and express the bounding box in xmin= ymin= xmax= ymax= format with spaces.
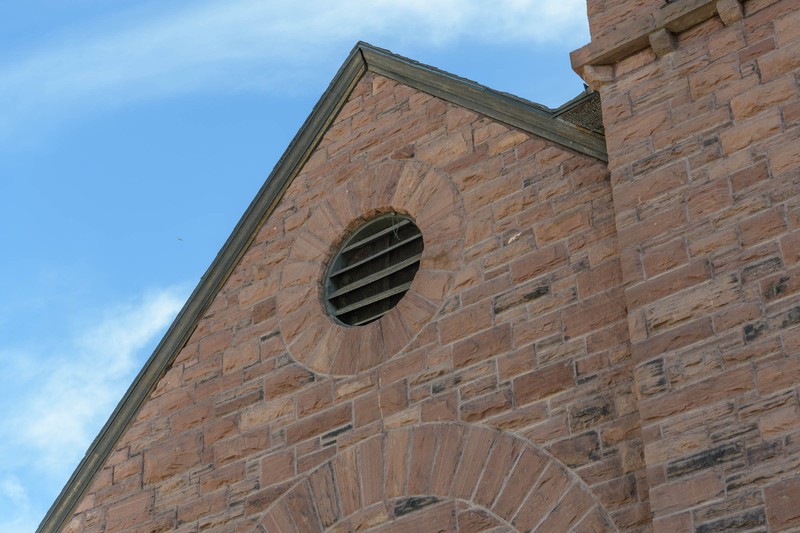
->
xmin=765 ymin=477 xmax=800 ymax=529
xmin=649 ymin=28 xmax=677 ymax=56
xmin=716 ymin=0 xmax=743 ymax=26
xmin=143 ymin=432 xmax=203 ymax=484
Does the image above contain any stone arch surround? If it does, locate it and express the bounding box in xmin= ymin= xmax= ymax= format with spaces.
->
xmin=276 ymin=159 xmax=466 ymax=377
xmin=253 ymin=423 xmax=617 ymax=532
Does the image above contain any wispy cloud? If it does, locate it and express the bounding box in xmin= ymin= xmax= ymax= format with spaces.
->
xmin=0 ymin=286 xmax=186 ymax=532
xmin=0 ymin=0 xmax=588 ymax=142
xmin=0 ymin=476 xmax=35 ymax=533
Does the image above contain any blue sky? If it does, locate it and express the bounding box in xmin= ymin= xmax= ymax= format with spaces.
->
xmin=0 ymin=1 xmax=590 ymax=530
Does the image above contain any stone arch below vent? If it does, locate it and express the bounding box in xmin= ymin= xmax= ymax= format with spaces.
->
xmin=253 ymin=422 xmax=618 ymax=532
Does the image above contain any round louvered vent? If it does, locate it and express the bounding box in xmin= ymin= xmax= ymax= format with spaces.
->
xmin=324 ymin=213 xmax=423 ymax=326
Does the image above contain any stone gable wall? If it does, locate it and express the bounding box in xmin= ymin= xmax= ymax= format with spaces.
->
xmin=63 ymin=73 xmax=637 ymax=532
xmin=584 ymin=0 xmax=800 ymax=530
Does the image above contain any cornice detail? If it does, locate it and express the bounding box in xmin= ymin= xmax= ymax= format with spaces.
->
xmin=571 ymin=0 xmax=745 ymax=88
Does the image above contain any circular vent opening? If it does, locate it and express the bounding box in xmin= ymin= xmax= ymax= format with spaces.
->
xmin=324 ymin=213 xmax=423 ymax=326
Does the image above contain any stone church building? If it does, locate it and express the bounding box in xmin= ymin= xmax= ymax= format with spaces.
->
xmin=40 ymin=0 xmax=799 ymax=531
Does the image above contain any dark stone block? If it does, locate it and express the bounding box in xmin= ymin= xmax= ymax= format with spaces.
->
xmin=394 ymin=496 xmax=440 ymax=517
xmin=493 ymin=285 xmax=549 ymax=314
xmin=743 ymin=322 xmax=767 ymax=342
xmin=695 ymin=508 xmax=766 ymax=532
xmin=667 ymin=442 xmax=744 ymax=479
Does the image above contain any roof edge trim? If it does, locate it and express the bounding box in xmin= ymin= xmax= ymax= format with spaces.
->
xmin=361 ymin=44 xmax=607 ymax=162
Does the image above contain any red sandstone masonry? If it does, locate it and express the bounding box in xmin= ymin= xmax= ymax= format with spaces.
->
xmin=585 ymin=0 xmax=800 ymax=530
xmin=63 ymin=69 xmax=642 ymax=531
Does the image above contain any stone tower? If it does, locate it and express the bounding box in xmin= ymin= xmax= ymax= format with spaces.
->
xmin=573 ymin=0 xmax=800 ymax=530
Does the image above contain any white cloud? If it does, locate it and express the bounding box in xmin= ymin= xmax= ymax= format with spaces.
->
xmin=0 ymin=476 xmax=28 ymax=510
xmin=0 ymin=286 xmax=186 ymax=529
xmin=11 ymin=287 xmax=186 ymax=471
xmin=0 ymin=476 xmax=36 ymax=533
xmin=0 ymin=0 xmax=588 ymax=141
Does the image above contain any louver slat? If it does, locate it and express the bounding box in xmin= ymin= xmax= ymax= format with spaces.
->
xmin=332 ymin=282 xmax=413 ymax=317
xmin=341 ymin=219 xmax=410 ymax=253
xmin=324 ymin=213 xmax=423 ymax=326
xmin=328 ymin=253 xmax=422 ymax=299
xmin=328 ymin=234 xmax=422 ymax=279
